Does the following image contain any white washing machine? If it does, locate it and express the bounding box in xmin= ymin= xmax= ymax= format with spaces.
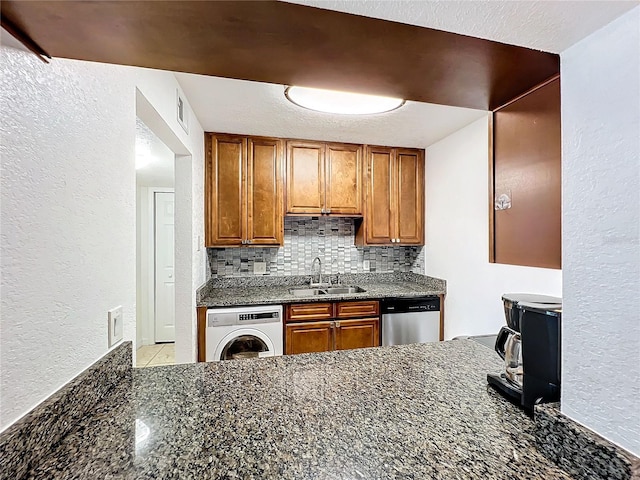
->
xmin=205 ymin=305 xmax=283 ymax=361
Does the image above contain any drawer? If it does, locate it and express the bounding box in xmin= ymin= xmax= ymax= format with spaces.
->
xmin=286 ymin=303 xmax=334 ymax=322
xmin=335 ymin=300 xmax=379 ymax=319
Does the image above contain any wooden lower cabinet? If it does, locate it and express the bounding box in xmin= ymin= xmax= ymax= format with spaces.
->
xmin=285 ymin=321 xmax=334 ymax=355
xmin=334 ymin=318 xmax=379 ymax=351
xmin=285 ymin=301 xmax=380 ymax=355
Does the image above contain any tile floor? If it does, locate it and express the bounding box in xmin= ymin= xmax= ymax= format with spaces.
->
xmin=136 ymin=343 xmax=175 ymax=368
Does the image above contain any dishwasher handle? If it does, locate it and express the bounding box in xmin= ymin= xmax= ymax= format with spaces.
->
xmin=381 ymin=297 xmax=440 ymax=314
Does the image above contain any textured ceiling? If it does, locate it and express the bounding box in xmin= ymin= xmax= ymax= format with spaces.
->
xmin=285 ymin=0 xmax=639 ymax=53
xmin=175 ymin=73 xmax=487 ymax=148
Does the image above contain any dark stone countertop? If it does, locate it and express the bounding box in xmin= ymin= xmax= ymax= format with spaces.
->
xmin=197 ymin=272 xmax=446 ymax=307
xmin=28 ymin=341 xmax=573 ymax=479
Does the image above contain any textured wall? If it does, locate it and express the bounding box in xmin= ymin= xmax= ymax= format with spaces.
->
xmin=423 ymin=116 xmax=562 ymax=339
xmin=561 ymin=6 xmax=640 ymax=456
xmin=0 ymin=47 xmax=137 ymax=428
xmin=208 ymin=217 xmax=424 ymax=277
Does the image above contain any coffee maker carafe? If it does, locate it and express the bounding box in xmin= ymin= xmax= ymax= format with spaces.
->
xmin=488 ymin=293 xmax=562 ymax=410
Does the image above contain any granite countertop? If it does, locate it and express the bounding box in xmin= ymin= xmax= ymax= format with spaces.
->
xmin=28 ymin=341 xmax=573 ymax=479
xmin=197 ymin=272 xmax=447 ymax=307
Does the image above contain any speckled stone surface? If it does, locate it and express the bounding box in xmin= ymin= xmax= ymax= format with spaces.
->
xmin=535 ymin=403 xmax=640 ymax=480
xmin=0 ymin=341 xmax=132 ymax=480
xmin=24 ymin=341 xmax=573 ymax=479
xmin=196 ymin=272 xmax=446 ymax=307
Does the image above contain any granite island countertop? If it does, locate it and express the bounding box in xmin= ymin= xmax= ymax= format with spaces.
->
xmin=28 ymin=340 xmax=573 ymax=479
xmin=197 ymin=272 xmax=447 ymax=307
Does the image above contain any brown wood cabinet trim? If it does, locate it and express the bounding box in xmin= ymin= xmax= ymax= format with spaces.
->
xmin=438 ymin=294 xmax=445 ymax=342
xmin=335 ymin=300 xmax=379 ymax=319
xmin=197 ymin=306 xmax=207 ymax=362
xmin=286 ymin=303 xmax=334 ymax=322
xmin=488 ymin=113 xmax=496 ymax=263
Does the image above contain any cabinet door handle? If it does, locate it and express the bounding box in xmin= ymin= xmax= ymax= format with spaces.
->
xmin=246 ymin=239 xmax=252 ymax=245
xmin=390 ymin=238 xmax=395 ymax=243
xmin=326 ymin=209 xmax=331 ymax=214
xmin=321 ymin=208 xmax=326 ymax=214
xmin=241 ymin=240 xmax=246 ymax=245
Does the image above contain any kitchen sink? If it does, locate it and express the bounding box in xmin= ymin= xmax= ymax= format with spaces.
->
xmin=288 ymin=286 xmax=366 ymax=297
xmin=324 ymin=286 xmax=366 ymax=294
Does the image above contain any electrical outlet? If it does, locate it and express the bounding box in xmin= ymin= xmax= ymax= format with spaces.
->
xmin=108 ymin=306 xmax=123 ymax=347
xmin=363 ymin=260 xmax=371 ymax=271
xmin=254 ymin=261 xmax=267 ymax=275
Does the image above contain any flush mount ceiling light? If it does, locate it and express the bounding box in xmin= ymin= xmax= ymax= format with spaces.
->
xmin=284 ymin=86 xmax=405 ymax=115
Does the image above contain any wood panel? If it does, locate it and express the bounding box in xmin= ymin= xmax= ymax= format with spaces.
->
xmin=396 ymin=149 xmax=425 ymax=245
xmin=286 ymin=303 xmax=334 ymax=322
xmin=197 ymin=306 xmax=207 ymax=362
xmin=335 ymin=301 xmax=379 ymax=319
xmin=1 ymin=1 xmax=559 ymax=110
xmin=492 ymin=77 xmax=561 ymax=269
xmin=365 ymin=147 xmax=394 ymax=245
xmin=246 ymin=137 xmax=283 ymax=246
xmin=325 ymin=143 xmax=363 ymax=215
xmin=334 ymin=318 xmax=379 ymax=351
xmin=206 ymin=134 xmax=245 ymax=247
xmin=286 ymin=322 xmax=334 ymax=355
xmin=286 ymin=141 xmax=324 ymax=215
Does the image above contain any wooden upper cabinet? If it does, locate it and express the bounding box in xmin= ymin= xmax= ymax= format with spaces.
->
xmin=246 ymin=138 xmax=283 ymax=245
xmin=359 ymin=146 xmax=425 ymax=246
xmin=286 ymin=140 xmax=363 ymax=216
xmin=325 ymin=143 xmax=363 ymax=215
xmin=286 ymin=141 xmax=324 ymax=215
xmin=205 ymin=133 xmax=283 ymax=247
xmin=206 ymin=134 xmax=245 ymax=246
xmin=396 ymin=149 xmax=425 ymax=245
xmin=365 ymin=147 xmax=395 ymax=244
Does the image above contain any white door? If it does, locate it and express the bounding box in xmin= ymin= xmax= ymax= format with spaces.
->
xmin=154 ymin=192 xmax=175 ymax=343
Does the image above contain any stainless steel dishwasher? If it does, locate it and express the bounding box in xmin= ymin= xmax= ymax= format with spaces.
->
xmin=381 ymin=296 xmax=441 ymax=345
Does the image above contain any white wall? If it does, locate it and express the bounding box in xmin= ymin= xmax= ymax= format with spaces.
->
xmin=0 ymin=48 xmax=137 ymax=428
xmin=423 ymin=116 xmax=562 ymax=339
xmin=0 ymin=46 xmax=206 ymax=430
xmin=560 ymin=6 xmax=640 ymax=456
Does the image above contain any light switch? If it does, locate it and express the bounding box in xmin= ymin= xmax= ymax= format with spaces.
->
xmin=254 ymin=261 xmax=267 ymax=275
xmin=108 ymin=306 xmax=123 ymax=347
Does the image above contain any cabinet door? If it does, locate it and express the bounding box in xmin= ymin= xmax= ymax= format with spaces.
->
xmin=206 ymin=134 xmax=245 ymax=246
xmin=325 ymin=143 xmax=362 ymax=215
xmin=334 ymin=318 xmax=379 ymax=351
xmin=396 ymin=149 xmax=424 ymax=245
xmin=286 ymin=322 xmax=334 ymax=355
xmin=246 ymin=137 xmax=283 ymax=246
xmin=365 ymin=146 xmax=395 ymax=244
xmin=286 ymin=141 xmax=325 ymax=214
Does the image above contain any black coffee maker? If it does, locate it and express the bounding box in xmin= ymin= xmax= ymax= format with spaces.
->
xmin=487 ymin=293 xmax=562 ymax=410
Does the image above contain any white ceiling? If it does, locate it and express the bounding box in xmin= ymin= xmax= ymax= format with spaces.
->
xmin=136 ymin=119 xmax=174 ymax=187
xmin=175 ymin=73 xmax=487 ymax=148
xmin=284 ymin=0 xmax=639 ymax=53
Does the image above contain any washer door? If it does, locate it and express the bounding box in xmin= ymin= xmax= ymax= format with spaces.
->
xmin=213 ymin=328 xmax=275 ymax=361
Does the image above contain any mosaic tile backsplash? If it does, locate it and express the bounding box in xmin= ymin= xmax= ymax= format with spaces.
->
xmin=207 ymin=217 xmax=425 ymax=277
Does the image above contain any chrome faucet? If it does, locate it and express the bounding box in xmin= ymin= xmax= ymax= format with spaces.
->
xmin=310 ymin=256 xmax=326 ymax=287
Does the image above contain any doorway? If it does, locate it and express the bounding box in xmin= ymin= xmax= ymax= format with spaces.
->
xmin=135 ymin=118 xmax=176 ymax=367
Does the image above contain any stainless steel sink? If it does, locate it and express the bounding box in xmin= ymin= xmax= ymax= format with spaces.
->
xmin=288 ymin=286 xmax=366 ymax=297
xmin=324 ymin=286 xmax=366 ymax=294
xmin=288 ymin=288 xmax=327 ymax=297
